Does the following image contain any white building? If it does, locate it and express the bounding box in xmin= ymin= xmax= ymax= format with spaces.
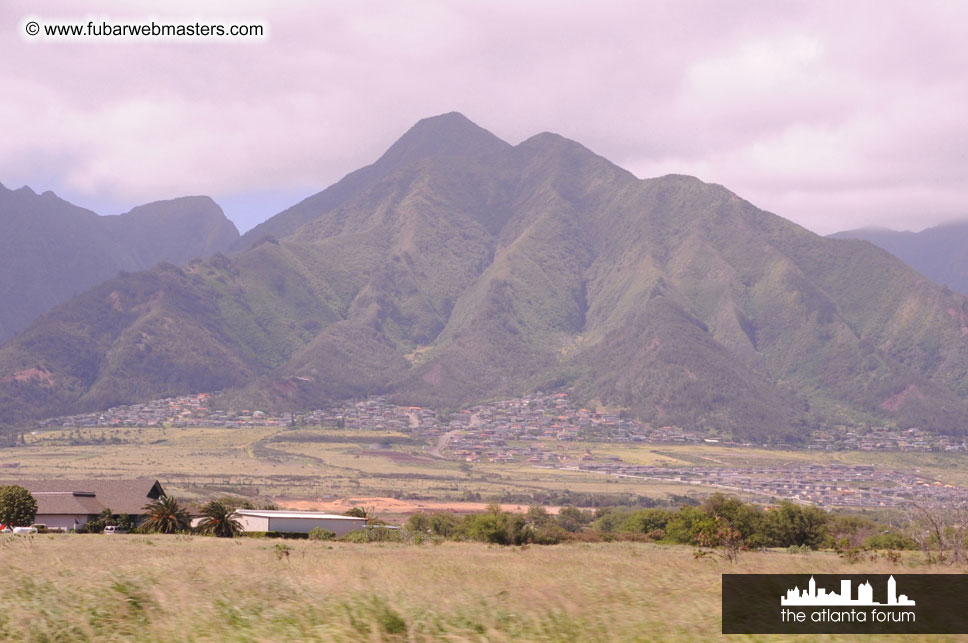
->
xmin=231 ymin=509 xmax=367 ymax=536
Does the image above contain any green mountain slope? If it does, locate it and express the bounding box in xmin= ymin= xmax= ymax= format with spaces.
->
xmin=4 ymin=114 xmax=968 ymax=441
xmin=0 ymin=187 xmax=239 ymax=343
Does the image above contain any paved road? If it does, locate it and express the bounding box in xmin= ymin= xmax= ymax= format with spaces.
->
xmin=429 ymin=429 xmax=461 ymax=458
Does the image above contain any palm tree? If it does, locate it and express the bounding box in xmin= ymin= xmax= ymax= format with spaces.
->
xmin=141 ymin=496 xmax=191 ymax=534
xmin=345 ymin=506 xmax=373 ymax=521
xmin=197 ymin=500 xmax=242 ymax=538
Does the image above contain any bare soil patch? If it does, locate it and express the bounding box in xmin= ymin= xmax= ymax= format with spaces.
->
xmin=273 ymin=495 xmax=564 ymax=515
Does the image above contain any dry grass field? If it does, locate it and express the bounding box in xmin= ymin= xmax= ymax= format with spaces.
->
xmin=6 ymin=428 xmax=968 ymax=640
xmin=1 ymin=535 xmax=959 ymax=642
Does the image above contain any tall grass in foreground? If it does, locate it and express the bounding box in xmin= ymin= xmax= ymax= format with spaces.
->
xmin=0 ymin=535 xmax=961 ymax=642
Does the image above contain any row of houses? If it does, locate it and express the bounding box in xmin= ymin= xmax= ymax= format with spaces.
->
xmin=1 ymin=478 xmax=366 ymax=536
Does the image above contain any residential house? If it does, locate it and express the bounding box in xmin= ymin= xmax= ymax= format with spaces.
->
xmin=3 ymin=478 xmax=165 ymax=530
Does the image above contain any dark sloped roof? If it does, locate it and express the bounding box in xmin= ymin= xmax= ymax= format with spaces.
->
xmin=32 ymin=492 xmax=105 ymax=516
xmin=1 ymin=478 xmax=165 ymax=515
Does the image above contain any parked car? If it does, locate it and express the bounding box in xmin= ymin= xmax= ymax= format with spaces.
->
xmin=103 ymin=525 xmax=128 ymax=534
xmin=12 ymin=526 xmax=38 ymax=535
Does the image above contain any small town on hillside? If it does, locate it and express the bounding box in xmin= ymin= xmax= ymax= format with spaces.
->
xmin=24 ymin=391 xmax=968 ymax=509
xmin=37 ymin=390 xmax=968 ymax=453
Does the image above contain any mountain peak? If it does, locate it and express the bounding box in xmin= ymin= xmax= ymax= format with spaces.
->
xmin=124 ymin=195 xmax=223 ymax=218
xmin=375 ymin=112 xmax=510 ymax=168
xmin=516 ymin=131 xmax=602 ymax=160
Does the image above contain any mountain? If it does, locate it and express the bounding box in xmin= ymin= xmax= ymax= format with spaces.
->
xmin=3 ymin=113 xmax=968 ymax=442
xmin=234 ymin=112 xmax=510 ymax=250
xmin=830 ymin=222 xmax=968 ymax=297
xmin=0 ymin=187 xmax=239 ymax=343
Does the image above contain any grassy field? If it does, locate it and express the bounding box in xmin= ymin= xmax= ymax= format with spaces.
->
xmin=1 ymin=535 xmax=958 ymax=642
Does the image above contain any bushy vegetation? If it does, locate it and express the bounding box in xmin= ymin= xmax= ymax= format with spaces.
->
xmin=76 ymin=508 xmax=137 ymax=534
xmin=307 ymin=526 xmax=336 ymax=541
xmin=399 ymin=494 xmax=915 ymax=555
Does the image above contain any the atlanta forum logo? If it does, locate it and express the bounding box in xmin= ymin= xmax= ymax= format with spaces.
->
xmin=780 ymin=575 xmax=915 ymax=624
xmin=720 ymin=574 xmax=968 ymax=634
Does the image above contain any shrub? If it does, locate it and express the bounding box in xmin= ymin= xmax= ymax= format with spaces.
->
xmin=618 ymin=508 xmax=674 ymax=534
xmin=342 ymin=527 xmax=404 ymax=543
xmin=308 ymin=527 xmax=336 ymax=541
xmin=379 ymin=607 xmax=407 ymax=635
xmin=556 ymin=506 xmax=593 ymax=533
xmin=593 ymin=507 xmax=634 ymax=533
xmin=406 ymin=512 xmax=460 ymax=537
xmin=532 ymin=523 xmax=569 ymax=544
xmin=461 ymin=510 xmax=532 ymax=546
xmin=863 ymin=531 xmax=917 ymax=551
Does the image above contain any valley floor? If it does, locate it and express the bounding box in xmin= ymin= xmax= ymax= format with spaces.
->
xmin=6 ymin=424 xmax=968 ymax=511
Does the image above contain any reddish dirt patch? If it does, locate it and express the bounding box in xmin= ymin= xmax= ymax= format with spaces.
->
xmin=422 ymin=363 xmax=443 ymax=388
xmin=273 ymin=496 xmax=564 ymax=516
xmin=107 ymin=290 xmax=124 ymax=312
xmin=881 ymin=384 xmax=925 ymax=412
xmin=1 ymin=367 xmax=53 ymax=385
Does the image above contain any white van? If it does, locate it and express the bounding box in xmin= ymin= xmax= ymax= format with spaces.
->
xmin=12 ymin=526 xmax=38 ymax=535
xmin=103 ymin=525 xmax=127 ymax=534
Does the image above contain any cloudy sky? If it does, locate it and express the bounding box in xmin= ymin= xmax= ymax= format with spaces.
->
xmin=2 ymin=0 xmax=966 ymax=235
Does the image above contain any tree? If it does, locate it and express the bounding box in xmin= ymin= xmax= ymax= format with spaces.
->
xmin=696 ymin=516 xmax=745 ymax=563
xmin=618 ymin=508 xmax=674 ymax=535
xmin=702 ymin=493 xmax=766 ymax=547
xmin=556 ymin=506 xmax=593 ymax=533
xmin=141 ymin=496 xmax=191 ymax=534
xmin=461 ymin=510 xmax=532 ymax=545
xmin=0 ymin=485 xmax=37 ymax=528
xmin=526 ymin=505 xmax=554 ymax=528
xmin=196 ymin=500 xmax=242 ymax=537
xmin=905 ymin=502 xmax=968 ymax=564
xmin=762 ymin=501 xmax=829 ymax=549
xmin=345 ymin=506 xmax=376 ymax=523
xmin=665 ymin=506 xmax=718 ymax=544
xmin=406 ymin=511 xmax=459 ymax=537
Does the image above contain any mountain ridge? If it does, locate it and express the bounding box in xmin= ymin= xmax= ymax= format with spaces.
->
xmin=830 ymin=221 xmax=968 ymax=297
xmin=0 ymin=186 xmax=239 ymax=343
xmin=3 ymin=113 xmax=968 ymax=442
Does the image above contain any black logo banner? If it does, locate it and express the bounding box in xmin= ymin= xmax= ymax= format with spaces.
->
xmin=723 ymin=574 xmax=968 ymax=634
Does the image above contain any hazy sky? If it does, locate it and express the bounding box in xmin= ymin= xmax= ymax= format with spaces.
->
xmin=2 ymin=0 xmax=966 ymax=235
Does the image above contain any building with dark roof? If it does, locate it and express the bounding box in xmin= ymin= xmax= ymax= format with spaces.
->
xmin=2 ymin=478 xmax=165 ymax=530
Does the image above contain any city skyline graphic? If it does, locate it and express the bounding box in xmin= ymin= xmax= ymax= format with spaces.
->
xmin=781 ymin=576 xmax=915 ymax=607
